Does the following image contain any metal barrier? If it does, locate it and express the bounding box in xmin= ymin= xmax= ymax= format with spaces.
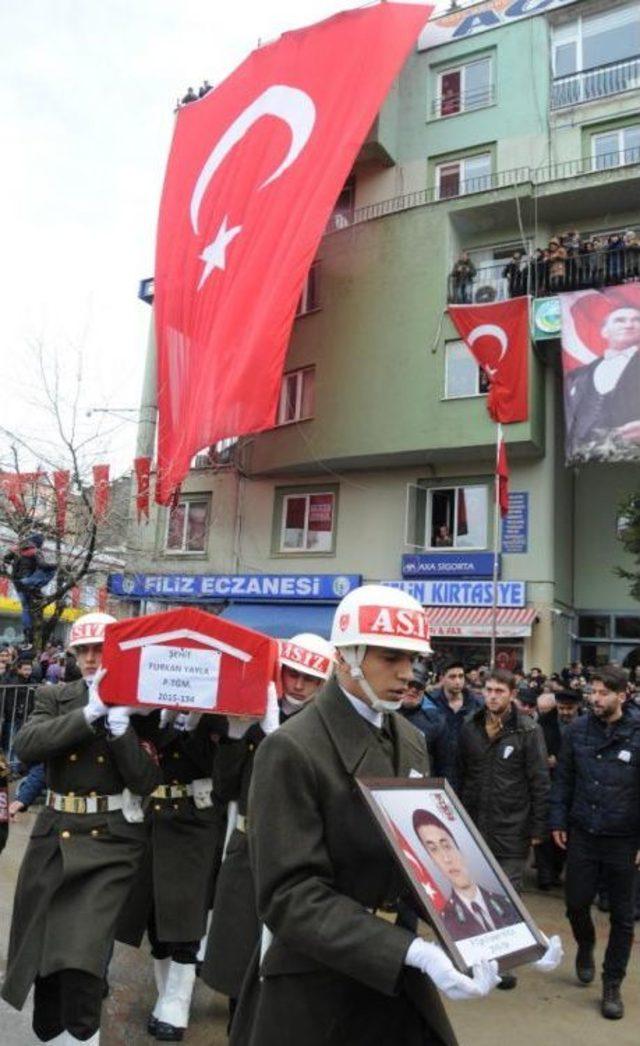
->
xmin=0 ymin=684 xmax=36 ymax=768
xmin=551 ymin=56 xmax=640 ymax=111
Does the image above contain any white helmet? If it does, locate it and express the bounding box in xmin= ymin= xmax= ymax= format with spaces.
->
xmin=68 ymin=612 xmax=116 ymax=649
xmin=280 ymin=633 xmax=335 ymax=681
xmin=331 ymin=584 xmax=432 ymax=656
xmin=331 ymin=585 xmax=431 ymax=712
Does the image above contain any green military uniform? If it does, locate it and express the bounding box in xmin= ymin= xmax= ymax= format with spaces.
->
xmin=1 ymin=679 xmax=162 ymax=1017
xmin=230 ymin=680 xmax=458 ymax=1046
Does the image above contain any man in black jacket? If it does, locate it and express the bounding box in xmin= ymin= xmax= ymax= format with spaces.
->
xmin=430 ymin=662 xmax=482 ymax=791
xmin=400 ymin=661 xmax=448 ymax=774
xmin=550 ymin=665 xmax=640 ymax=1021
xmin=535 ymin=690 xmax=583 ymax=889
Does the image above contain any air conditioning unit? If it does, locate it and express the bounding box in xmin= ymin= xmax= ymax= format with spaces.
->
xmin=473 ymin=283 xmax=498 ymax=303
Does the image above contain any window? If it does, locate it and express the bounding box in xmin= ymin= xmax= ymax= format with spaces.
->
xmin=296 ymin=260 xmax=320 ymax=316
xmin=280 ymin=491 xmax=336 ymax=552
xmin=592 ymin=125 xmax=640 ymax=169
xmin=444 ymin=341 xmax=490 ymax=398
xmin=330 ymin=177 xmax=355 ymax=229
xmin=166 ymin=498 xmax=208 ymax=553
xmin=427 ymin=485 xmax=488 ymax=549
xmin=436 ymin=57 xmax=493 ymax=117
xmin=436 ymin=153 xmax=491 ymax=200
xmin=553 ymin=6 xmax=640 ymax=75
xmin=277 ymin=367 xmax=315 ymax=425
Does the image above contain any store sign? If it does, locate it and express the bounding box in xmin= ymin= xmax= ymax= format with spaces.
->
xmin=533 ymin=297 xmax=561 ymax=341
xmin=402 ymin=553 xmax=497 ymax=579
xmin=108 ymin=572 xmax=361 ymax=602
xmin=418 ymin=0 xmax=579 ymax=50
xmin=501 ymin=492 xmax=529 ymax=554
xmin=383 ymin=580 xmax=526 ymax=607
xmin=430 ymin=623 xmax=531 ymax=638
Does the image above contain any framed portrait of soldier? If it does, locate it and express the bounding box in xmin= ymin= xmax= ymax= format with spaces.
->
xmin=357 ymin=778 xmax=546 ymax=973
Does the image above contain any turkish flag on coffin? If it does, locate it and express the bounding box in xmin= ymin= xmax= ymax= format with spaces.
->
xmin=99 ymin=607 xmax=279 ymax=715
xmin=448 ymin=298 xmax=529 ymax=423
xmin=154 ymin=3 xmax=432 ymax=503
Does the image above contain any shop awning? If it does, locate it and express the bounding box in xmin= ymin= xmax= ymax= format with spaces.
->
xmin=425 ymin=606 xmax=537 ymax=639
xmin=220 ymin=603 xmax=334 ymax=639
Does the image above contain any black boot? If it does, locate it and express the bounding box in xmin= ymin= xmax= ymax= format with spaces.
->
xmin=575 ymin=943 xmax=595 ymax=984
xmin=497 ymin=973 xmax=518 ymax=990
xmin=601 ymin=981 xmax=623 ymax=1020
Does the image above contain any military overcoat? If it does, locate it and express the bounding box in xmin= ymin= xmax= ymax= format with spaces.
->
xmin=230 ymin=681 xmax=458 ymax=1046
xmin=1 ymin=679 xmax=162 ymax=1009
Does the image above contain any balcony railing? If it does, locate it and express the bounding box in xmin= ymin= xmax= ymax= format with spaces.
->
xmin=551 ymin=55 xmax=640 ymax=110
xmin=325 ymin=147 xmax=640 ymax=235
xmin=430 ymin=83 xmax=496 ymax=118
xmin=447 ymin=246 xmax=640 ymax=304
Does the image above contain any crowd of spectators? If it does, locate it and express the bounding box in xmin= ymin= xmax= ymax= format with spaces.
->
xmin=449 ymin=229 xmax=640 ymax=303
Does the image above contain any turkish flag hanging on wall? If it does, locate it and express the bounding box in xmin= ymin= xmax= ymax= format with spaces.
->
xmin=154 ymin=3 xmax=431 ymax=503
xmin=448 ymin=298 xmax=530 ymax=423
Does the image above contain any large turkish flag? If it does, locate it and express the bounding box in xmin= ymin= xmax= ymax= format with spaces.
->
xmin=448 ymin=298 xmax=529 ymax=423
xmin=154 ymin=4 xmax=431 ymax=503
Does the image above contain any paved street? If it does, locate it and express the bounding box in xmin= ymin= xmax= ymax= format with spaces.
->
xmin=1 ymin=811 xmax=639 ymax=1045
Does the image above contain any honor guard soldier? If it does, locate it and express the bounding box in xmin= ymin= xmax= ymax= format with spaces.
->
xmin=118 ymin=709 xmax=225 ymax=1042
xmin=229 ymin=586 xmax=505 ymax=1046
xmin=200 ymin=632 xmax=334 ymax=1026
xmin=1 ymin=612 xmax=163 ymax=1045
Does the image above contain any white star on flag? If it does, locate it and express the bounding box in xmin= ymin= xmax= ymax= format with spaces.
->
xmin=424 ymin=882 xmax=438 ymax=901
xmin=197 ymin=215 xmax=242 ymax=290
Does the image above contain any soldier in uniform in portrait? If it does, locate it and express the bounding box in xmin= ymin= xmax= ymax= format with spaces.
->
xmin=200 ymin=633 xmax=334 ymax=1029
xmin=413 ymin=809 xmax=520 ymax=943
xmin=1 ymin=612 xmax=163 ymax=1046
xmin=116 ymin=709 xmax=225 ymax=1042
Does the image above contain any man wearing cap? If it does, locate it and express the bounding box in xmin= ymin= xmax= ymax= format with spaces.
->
xmin=1 ymin=611 xmax=163 ymax=1045
xmin=230 ymin=586 xmax=504 ymax=1046
xmin=201 ymin=633 xmax=334 ymax=1029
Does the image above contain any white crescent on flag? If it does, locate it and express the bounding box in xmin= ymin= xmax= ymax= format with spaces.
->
xmin=467 ymin=323 xmax=508 ymax=359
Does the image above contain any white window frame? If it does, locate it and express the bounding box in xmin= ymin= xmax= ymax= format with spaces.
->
xmin=425 ymin=484 xmax=489 ymax=551
xmin=435 ymin=153 xmax=491 ymax=200
xmin=165 ymin=496 xmax=209 ymax=554
xmin=444 ymin=341 xmax=489 ymax=399
xmin=279 ymin=490 xmax=336 ymax=553
xmin=296 ymin=259 xmax=320 ymax=317
xmin=591 ymin=124 xmax=640 ymax=168
xmin=436 ymin=56 xmax=493 ymax=118
xmin=552 ymin=4 xmax=640 ymax=76
xmin=277 ymin=366 xmax=315 ymax=426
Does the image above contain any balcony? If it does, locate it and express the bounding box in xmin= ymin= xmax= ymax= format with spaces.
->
xmin=429 ymin=83 xmax=496 ymax=119
xmin=447 ymin=245 xmax=640 ymax=305
xmin=551 ymin=55 xmax=640 ymax=110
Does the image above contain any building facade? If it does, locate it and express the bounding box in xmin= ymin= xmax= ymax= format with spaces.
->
xmin=119 ymin=0 xmax=640 ymax=673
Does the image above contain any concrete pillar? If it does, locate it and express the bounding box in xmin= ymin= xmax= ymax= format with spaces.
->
xmin=136 ymin=317 xmax=158 ymax=460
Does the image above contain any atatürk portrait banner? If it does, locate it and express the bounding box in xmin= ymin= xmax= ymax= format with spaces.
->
xmin=559 ymin=285 xmax=640 ymax=464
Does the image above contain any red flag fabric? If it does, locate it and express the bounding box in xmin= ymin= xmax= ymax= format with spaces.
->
xmin=53 ymin=470 xmax=70 ymax=534
xmin=448 ymin=298 xmax=529 ymax=423
xmin=497 ymin=437 xmax=510 ymax=518
xmin=386 ymin=817 xmax=446 ymax=912
xmin=134 ymin=457 xmax=152 ymax=522
xmin=0 ymin=473 xmax=24 ymax=512
xmin=92 ymin=464 xmax=110 ymax=521
xmin=154 ymin=3 xmax=431 ymax=503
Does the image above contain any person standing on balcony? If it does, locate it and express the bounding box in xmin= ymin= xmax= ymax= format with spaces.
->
xmin=502 ymin=250 xmax=527 ymax=298
xmin=547 ymin=239 xmax=567 ymax=293
xmin=450 ymin=252 xmax=476 ymax=304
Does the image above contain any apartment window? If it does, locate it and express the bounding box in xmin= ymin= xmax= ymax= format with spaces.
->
xmin=436 ymin=153 xmax=491 ymax=200
xmin=166 ymin=497 xmax=208 ymax=553
xmin=437 ymin=57 xmax=493 ymax=117
xmin=280 ymin=491 xmax=336 ymax=552
xmin=427 ymin=485 xmax=488 ymax=549
xmin=330 ymin=177 xmax=355 ymax=229
xmin=553 ymin=6 xmax=640 ymax=76
xmin=444 ymin=341 xmax=490 ymax=398
xmin=277 ymin=366 xmax=315 ymax=425
xmin=296 ymin=260 xmax=320 ymax=317
xmin=592 ymin=124 xmax=640 ymax=169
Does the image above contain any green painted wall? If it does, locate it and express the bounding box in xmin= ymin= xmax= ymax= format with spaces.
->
xmin=574 ymin=464 xmax=640 ymax=611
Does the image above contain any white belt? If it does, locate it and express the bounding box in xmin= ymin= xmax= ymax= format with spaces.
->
xmin=46 ymin=789 xmax=124 ymax=814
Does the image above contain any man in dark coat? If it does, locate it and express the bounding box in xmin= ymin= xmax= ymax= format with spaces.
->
xmin=201 ymin=633 xmax=334 ymax=1029
xmin=429 ymin=662 xmax=482 ymax=791
xmin=1 ymin=612 xmax=162 ymax=1045
xmin=230 ymin=586 xmax=500 ymax=1046
xmin=550 ymin=665 xmax=640 ymax=1021
xmin=117 ymin=710 xmax=224 ymax=1042
xmin=400 ymin=661 xmax=448 ymax=773
xmin=534 ymin=689 xmax=583 ymax=889
xmin=564 ymin=305 xmax=640 ymax=460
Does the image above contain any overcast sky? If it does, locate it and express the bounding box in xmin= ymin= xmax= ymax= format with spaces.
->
xmin=1 ymin=0 xmax=437 ymax=477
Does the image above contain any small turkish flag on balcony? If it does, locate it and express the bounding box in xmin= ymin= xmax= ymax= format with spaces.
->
xmin=448 ymin=298 xmax=529 ymax=423
xmin=154 ymin=4 xmax=431 ymax=503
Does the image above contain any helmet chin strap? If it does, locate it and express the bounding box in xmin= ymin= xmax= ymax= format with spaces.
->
xmin=341 ymin=646 xmax=404 ymax=713
xmin=282 ymin=693 xmax=308 ymax=712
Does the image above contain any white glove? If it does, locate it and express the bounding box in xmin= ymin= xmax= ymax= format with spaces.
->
xmin=107 ymin=706 xmax=131 ymax=738
xmin=160 ymin=708 xmax=178 ymax=729
xmin=84 ymin=668 xmax=108 ymax=725
xmin=532 ymin=934 xmax=563 ymax=972
xmin=174 ymin=712 xmax=201 ymax=732
xmin=405 ymin=938 xmax=500 ymax=1001
xmin=260 ymin=682 xmax=280 ymax=736
xmin=227 ymin=716 xmax=257 ymax=740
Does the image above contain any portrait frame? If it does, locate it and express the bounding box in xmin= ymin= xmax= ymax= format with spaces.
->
xmin=357 ymin=777 xmax=546 ymax=974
